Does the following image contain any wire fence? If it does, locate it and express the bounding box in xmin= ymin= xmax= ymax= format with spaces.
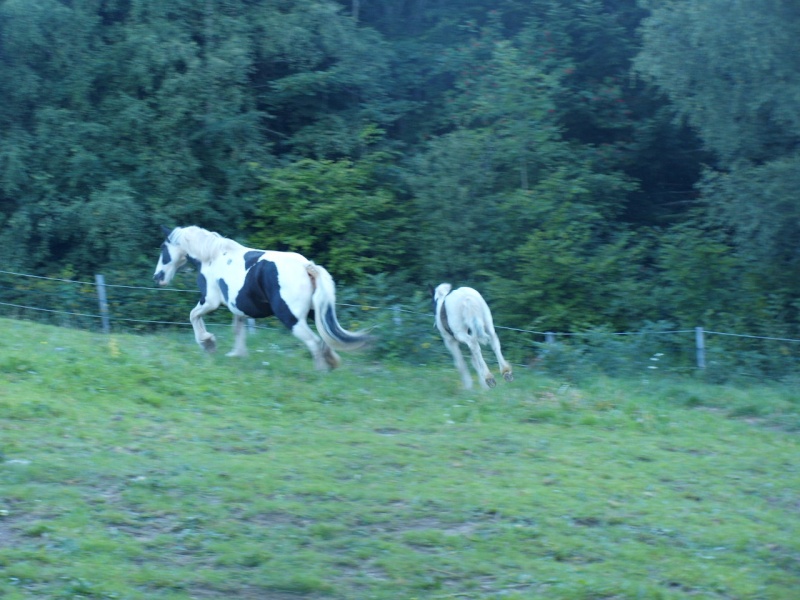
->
xmin=2 ymin=269 xmax=799 ymax=381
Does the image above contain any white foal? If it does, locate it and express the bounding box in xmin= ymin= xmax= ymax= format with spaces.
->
xmin=432 ymin=283 xmax=513 ymax=389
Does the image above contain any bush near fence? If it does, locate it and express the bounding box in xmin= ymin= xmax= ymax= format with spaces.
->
xmin=1 ymin=269 xmax=799 ymax=384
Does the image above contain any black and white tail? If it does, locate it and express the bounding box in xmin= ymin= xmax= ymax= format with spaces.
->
xmin=307 ymin=263 xmax=372 ymax=351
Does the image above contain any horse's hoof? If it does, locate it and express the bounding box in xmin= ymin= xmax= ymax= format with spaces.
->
xmin=504 ymin=372 xmax=514 ymax=382
xmin=486 ymin=377 xmax=497 ymax=388
xmin=202 ymin=339 xmax=217 ymax=352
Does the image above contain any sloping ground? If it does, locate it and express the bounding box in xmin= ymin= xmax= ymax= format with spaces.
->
xmin=1 ymin=318 xmax=798 ymax=599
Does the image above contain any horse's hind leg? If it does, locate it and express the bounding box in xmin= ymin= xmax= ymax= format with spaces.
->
xmin=464 ymin=338 xmax=495 ymax=389
xmin=489 ymin=331 xmax=513 ymax=382
xmin=443 ymin=336 xmax=473 ymax=389
xmin=190 ymin=301 xmax=219 ymax=352
xmin=320 ymin=343 xmax=341 ymax=370
xmin=226 ymin=314 xmax=248 ymax=358
xmin=292 ymin=320 xmax=340 ymax=371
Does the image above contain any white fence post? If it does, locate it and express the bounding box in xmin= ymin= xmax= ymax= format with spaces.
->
xmin=95 ymin=274 xmax=110 ymax=334
xmin=695 ymin=326 xmax=706 ymax=369
xmin=545 ymin=332 xmax=556 ymax=344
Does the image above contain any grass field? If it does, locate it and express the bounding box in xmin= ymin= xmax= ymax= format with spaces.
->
xmin=1 ymin=317 xmax=799 ymax=599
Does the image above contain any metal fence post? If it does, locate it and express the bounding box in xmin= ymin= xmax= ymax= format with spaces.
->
xmin=393 ymin=305 xmax=402 ymax=327
xmin=95 ymin=274 xmax=110 ymax=334
xmin=695 ymin=326 xmax=706 ymax=369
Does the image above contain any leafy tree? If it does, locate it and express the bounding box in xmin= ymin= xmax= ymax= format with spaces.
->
xmin=636 ymin=0 xmax=800 ymax=167
xmin=0 ymin=0 xmax=403 ymax=275
xmin=404 ymin=15 xmax=639 ymax=331
xmin=2 ymin=0 xmax=797 ymax=350
xmin=636 ymin=0 xmax=800 ymax=332
xmin=250 ymin=142 xmax=409 ymax=282
xmin=252 ymin=0 xmax=399 ymax=159
xmin=488 ymin=174 xmax=644 ymax=331
xmin=654 ymin=223 xmax=741 ymax=327
xmin=0 ymin=0 xmax=271 ymax=271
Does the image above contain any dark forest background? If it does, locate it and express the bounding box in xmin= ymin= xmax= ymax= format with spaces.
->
xmin=1 ymin=0 xmax=799 ymax=345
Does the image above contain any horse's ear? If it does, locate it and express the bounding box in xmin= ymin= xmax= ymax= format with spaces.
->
xmin=160 ymin=225 xmax=173 ymax=238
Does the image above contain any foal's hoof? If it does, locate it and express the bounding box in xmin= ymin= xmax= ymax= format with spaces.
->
xmin=202 ymin=338 xmax=217 ymax=353
xmin=486 ymin=377 xmax=497 ymax=388
xmin=504 ymin=372 xmax=514 ymax=382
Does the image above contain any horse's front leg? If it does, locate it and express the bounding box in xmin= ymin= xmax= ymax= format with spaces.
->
xmin=189 ymin=301 xmax=219 ymax=353
xmin=226 ymin=314 xmax=248 ymax=358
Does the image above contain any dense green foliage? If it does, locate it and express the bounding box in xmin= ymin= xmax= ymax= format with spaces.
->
xmin=635 ymin=0 xmax=800 ymax=337
xmin=1 ymin=0 xmax=799 ymax=341
xmin=1 ymin=319 xmax=799 ymax=599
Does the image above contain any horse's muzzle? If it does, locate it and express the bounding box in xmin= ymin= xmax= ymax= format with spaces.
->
xmin=153 ymin=271 xmax=165 ymax=285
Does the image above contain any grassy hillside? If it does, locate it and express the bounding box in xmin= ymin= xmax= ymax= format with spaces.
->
xmin=1 ymin=318 xmax=798 ymax=599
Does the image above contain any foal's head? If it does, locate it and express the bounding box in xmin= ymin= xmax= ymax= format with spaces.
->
xmin=153 ymin=226 xmax=188 ymax=286
xmin=432 ymin=283 xmax=452 ymax=303
xmin=429 ymin=282 xmax=452 ymax=314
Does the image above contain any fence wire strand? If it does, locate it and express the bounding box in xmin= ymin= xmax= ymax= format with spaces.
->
xmin=2 ymin=270 xmax=800 ymax=344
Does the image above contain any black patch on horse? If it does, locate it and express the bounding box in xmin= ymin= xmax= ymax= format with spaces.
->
xmin=197 ymin=272 xmax=208 ymax=305
xmin=160 ymin=243 xmax=172 ymax=265
xmin=234 ymin=259 xmax=298 ymax=328
xmin=439 ymin=301 xmax=454 ymax=337
xmin=244 ymin=251 xmax=265 ymax=271
xmin=436 ymin=289 xmax=455 ymax=336
xmin=218 ymin=278 xmax=229 ymax=303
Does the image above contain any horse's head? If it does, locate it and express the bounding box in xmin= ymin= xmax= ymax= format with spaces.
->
xmin=153 ymin=226 xmax=188 ymax=286
xmin=433 ymin=283 xmax=452 ymax=303
xmin=431 ymin=282 xmax=452 ymax=312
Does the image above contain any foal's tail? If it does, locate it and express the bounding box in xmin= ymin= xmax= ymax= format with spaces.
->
xmin=471 ymin=317 xmax=489 ymax=344
xmin=307 ymin=262 xmax=372 ymax=351
xmin=463 ymin=297 xmax=490 ymax=344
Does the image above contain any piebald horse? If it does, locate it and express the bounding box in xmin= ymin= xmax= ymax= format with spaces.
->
xmin=432 ymin=283 xmax=513 ymax=389
xmin=153 ymin=225 xmax=370 ymax=370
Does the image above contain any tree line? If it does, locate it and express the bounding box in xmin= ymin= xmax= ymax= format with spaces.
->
xmin=1 ymin=0 xmax=799 ymax=346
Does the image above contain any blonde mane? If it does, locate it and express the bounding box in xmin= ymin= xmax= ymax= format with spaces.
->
xmin=172 ymin=226 xmax=243 ymax=263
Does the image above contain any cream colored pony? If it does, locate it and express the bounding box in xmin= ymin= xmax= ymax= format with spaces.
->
xmin=432 ymin=283 xmax=513 ymax=389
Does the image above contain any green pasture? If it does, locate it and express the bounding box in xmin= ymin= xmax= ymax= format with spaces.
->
xmin=1 ymin=318 xmax=798 ymax=599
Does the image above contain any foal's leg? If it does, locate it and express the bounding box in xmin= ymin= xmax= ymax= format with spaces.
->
xmin=443 ymin=336 xmax=473 ymax=389
xmin=291 ymin=320 xmax=340 ymax=371
xmin=226 ymin=314 xmax=248 ymax=358
xmin=488 ymin=330 xmax=513 ymax=381
xmin=189 ymin=300 xmax=220 ymax=352
xmin=464 ymin=338 xmax=496 ymax=389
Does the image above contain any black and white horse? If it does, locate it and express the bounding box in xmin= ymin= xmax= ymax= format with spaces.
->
xmin=432 ymin=283 xmax=513 ymax=389
xmin=153 ymin=225 xmax=370 ymax=370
